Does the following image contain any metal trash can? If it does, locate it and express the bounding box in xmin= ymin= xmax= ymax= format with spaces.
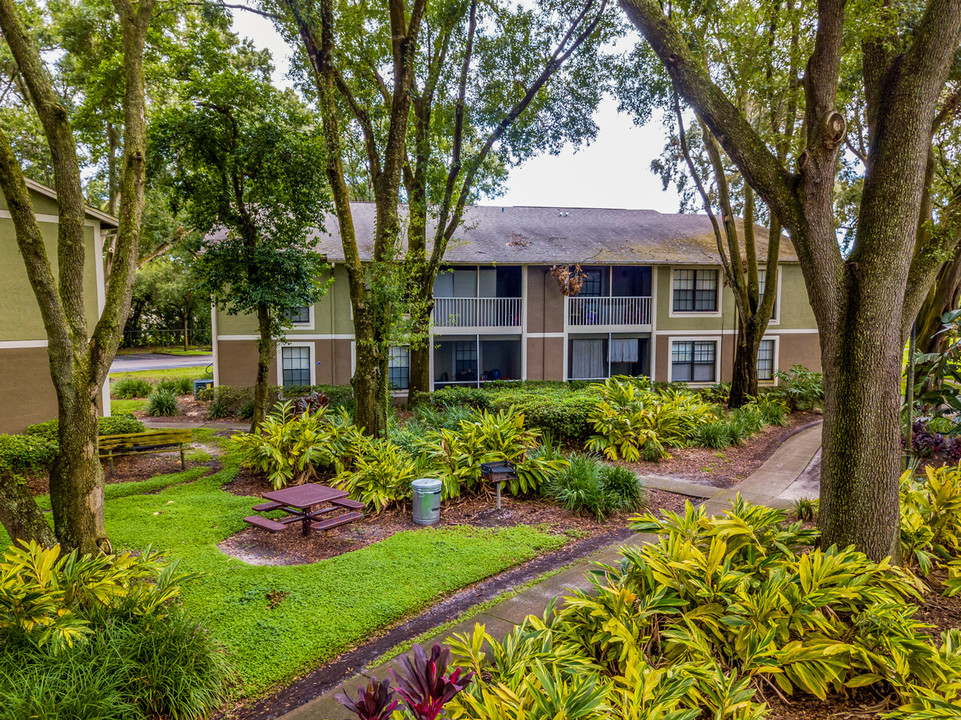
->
xmin=411 ymin=478 xmax=442 ymax=526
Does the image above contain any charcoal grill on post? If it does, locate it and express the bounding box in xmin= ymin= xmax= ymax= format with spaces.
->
xmin=480 ymin=461 xmax=516 ymax=510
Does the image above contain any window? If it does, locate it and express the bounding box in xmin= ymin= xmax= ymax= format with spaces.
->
xmin=285 ymin=306 xmax=311 ymax=325
xmin=570 ymin=338 xmax=606 ymax=379
xmin=671 ymin=340 xmax=716 ymax=382
xmin=388 ymin=346 xmax=409 ymax=390
xmin=673 ymin=269 xmax=718 ymax=312
xmin=757 ymin=268 xmax=777 ymax=320
xmin=454 ymin=341 xmax=477 ymax=382
xmin=757 ymin=338 xmax=775 ymax=380
xmin=580 ymin=269 xmax=604 ymax=297
xmin=281 ymin=346 xmax=311 ymax=387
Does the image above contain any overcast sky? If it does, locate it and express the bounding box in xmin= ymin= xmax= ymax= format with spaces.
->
xmin=229 ymin=10 xmax=682 ymax=213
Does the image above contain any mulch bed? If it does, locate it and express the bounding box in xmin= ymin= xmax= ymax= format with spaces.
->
xmin=219 ymin=465 xmax=698 ymax=566
xmin=624 ymin=411 xmax=823 ymax=489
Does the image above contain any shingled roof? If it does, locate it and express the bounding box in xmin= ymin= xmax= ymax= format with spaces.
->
xmin=206 ymin=203 xmax=797 ymax=265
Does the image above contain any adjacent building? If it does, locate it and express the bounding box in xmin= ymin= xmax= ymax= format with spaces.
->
xmin=212 ymin=204 xmax=820 ymax=393
xmin=0 ymin=179 xmax=115 ymax=433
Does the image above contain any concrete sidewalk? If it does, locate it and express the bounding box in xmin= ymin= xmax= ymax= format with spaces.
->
xmin=278 ymin=421 xmax=823 ymax=720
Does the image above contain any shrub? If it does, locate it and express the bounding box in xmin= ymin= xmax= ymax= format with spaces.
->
xmin=545 ymin=453 xmax=616 ymax=520
xmin=447 ymin=496 xmax=961 ymax=720
xmin=155 ymin=376 xmax=193 ymax=396
xmin=230 ymin=403 xmax=365 ymax=489
xmin=586 ymin=377 xmax=717 ymax=461
xmin=700 ymin=381 xmax=731 ymax=405
xmin=0 ymin=542 xmax=225 ymax=719
xmin=96 ymin=415 xmax=146 ymax=436
xmin=900 ymin=465 xmax=961 ymax=575
xmin=337 ymin=437 xmax=417 ymax=512
xmin=730 ymin=403 xmax=765 ymax=435
xmin=111 ymin=377 xmax=153 ymax=399
xmin=599 ymin=464 xmax=644 ymax=510
xmin=422 ymin=408 xmax=568 ymax=499
xmin=771 ymin=365 xmax=824 ymax=411
xmin=756 ymin=395 xmax=788 ymax=426
xmin=696 ymin=420 xmax=732 ymax=449
xmin=0 ymin=433 xmax=58 ymax=477
xmin=147 ymin=388 xmax=179 ymax=417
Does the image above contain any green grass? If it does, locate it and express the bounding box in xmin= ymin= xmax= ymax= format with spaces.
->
xmin=95 ymin=459 xmax=564 ymax=697
xmin=111 ymin=398 xmax=148 ymax=415
xmin=109 ymin=366 xmax=211 ymax=385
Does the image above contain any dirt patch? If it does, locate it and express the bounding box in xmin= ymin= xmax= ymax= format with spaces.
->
xmin=133 ymin=394 xmax=243 ymax=424
xmin=624 ymin=412 xmax=822 ymax=488
xmin=219 ymin=479 xmax=691 ymax=566
xmin=25 ymin=450 xmax=201 ymax=495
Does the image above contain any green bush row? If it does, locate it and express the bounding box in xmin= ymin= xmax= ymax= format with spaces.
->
xmin=1 ymin=416 xmax=147 ymax=477
xmin=112 ymin=376 xmax=194 ymax=399
xmin=544 ymin=451 xmax=644 ymax=520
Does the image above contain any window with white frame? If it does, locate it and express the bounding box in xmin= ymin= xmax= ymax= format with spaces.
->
xmin=281 ymin=346 xmax=311 ymax=387
xmin=671 ymin=340 xmax=717 ymax=382
xmin=388 ymin=346 xmax=410 ymax=390
xmin=757 ymin=268 xmax=777 ymax=320
xmin=673 ymin=269 xmax=718 ymax=312
xmin=757 ymin=338 xmax=776 ymax=380
xmin=285 ymin=306 xmax=311 ymax=325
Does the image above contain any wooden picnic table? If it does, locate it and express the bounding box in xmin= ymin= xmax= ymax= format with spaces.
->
xmin=243 ymin=483 xmax=364 ymax=536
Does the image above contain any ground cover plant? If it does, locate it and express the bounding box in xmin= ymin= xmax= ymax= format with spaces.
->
xmin=444 ymin=496 xmax=961 ymax=720
xmin=0 ymin=541 xmax=226 ymax=720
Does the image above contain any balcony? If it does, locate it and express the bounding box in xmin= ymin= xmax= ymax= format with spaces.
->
xmin=432 ymin=297 xmax=522 ymax=330
xmin=567 ymin=296 xmax=652 ymax=329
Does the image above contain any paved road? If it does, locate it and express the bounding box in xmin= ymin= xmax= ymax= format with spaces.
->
xmin=110 ymin=353 xmax=213 ymax=373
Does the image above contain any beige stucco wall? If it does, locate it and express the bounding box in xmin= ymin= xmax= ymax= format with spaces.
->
xmin=215 ymin=266 xmax=354 ymax=337
xmin=526 ymin=266 xmax=564 ymax=334
xmin=0 ymin=347 xmax=60 ymax=433
xmin=1 ymin=212 xmax=101 ymax=342
xmin=525 ymin=336 xmax=564 ymax=381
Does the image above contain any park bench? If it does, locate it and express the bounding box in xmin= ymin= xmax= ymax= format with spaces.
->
xmin=99 ymin=429 xmax=194 ymax=476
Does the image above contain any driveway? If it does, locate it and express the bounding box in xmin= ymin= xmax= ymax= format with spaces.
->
xmin=110 ymin=353 xmax=213 ymax=373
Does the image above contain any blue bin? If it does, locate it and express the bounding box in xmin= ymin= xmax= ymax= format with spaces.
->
xmin=193 ymin=378 xmax=214 ymax=400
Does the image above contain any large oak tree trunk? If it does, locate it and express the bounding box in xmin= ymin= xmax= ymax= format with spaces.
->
xmin=352 ymin=314 xmax=387 ymax=436
xmin=407 ymin=331 xmax=432 ymax=400
xmin=49 ymin=378 xmax=109 ymax=554
xmin=818 ymin=299 xmax=903 ymax=561
xmin=729 ymin=319 xmax=760 ymax=408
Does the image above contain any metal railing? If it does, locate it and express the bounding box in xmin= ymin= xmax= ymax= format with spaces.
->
xmin=567 ymin=296 xmax=652 ymax=327
xmin=432 ymin=297 xmax=522 ymax=328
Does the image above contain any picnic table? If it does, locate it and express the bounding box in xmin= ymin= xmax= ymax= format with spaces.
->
xmin=243 ymin=483 xmax=364 ymax=536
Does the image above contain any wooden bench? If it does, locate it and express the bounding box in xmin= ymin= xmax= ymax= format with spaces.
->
xmin=99 ymin=429 xmax=194 ymax=476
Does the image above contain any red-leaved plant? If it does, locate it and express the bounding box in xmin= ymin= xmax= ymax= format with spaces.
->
xmin=335 ymin=677 xmax=398 ymax=720
xmin=390 ymin=643 xmax=475 ymax=720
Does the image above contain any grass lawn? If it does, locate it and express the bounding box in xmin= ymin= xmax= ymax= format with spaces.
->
xmin=8 ymin=447 xmax=566 ymax=700
xmin=111 ymin=397 xmax=148 ymax=415
xmin=109 ymin=366 xmax=211 ymax=385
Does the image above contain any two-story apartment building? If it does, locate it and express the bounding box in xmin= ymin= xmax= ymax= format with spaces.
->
xmin=212 ymin=205 xmax=820 ymax=393
xmin=1 ymin=179 xmax=116 ymax=433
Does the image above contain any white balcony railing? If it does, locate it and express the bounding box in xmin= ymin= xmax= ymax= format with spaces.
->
xmin=433 ymin=297 xmax=522 ymax=328
xmin=567 ymin=296 xmax=651 ymax=327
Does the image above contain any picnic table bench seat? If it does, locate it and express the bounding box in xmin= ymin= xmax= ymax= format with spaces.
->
xmin=330 ymin=498 xmax=365 ymax=510
xmin=243 ymin=516 xmax=287 ymax=533
xmin=99 ymin=429 xmax=193 ymax=476
xmin=252 ymin=501 xmax=285 ymax=512
xmin=312 ymin=511 xmax=363 ymax=532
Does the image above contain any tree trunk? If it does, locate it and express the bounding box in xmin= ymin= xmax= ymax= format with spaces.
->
xmin=352 ymin=314 xmax=387 ymax=436
xmin=819 ymin=309 xmax=902 ymax=562
xmin=915 ymin=248 xmax=961 ymax=355
xmin=729 ymin=319 xmax=760 ymax=408
xmin=407 ymin=330 xmax=432 ymax=400
xmin=252 ymin=304 xmax=275 ymax=432
xmin=0 ymin=473 xmax=56 ymax=547
xmin=49 ymin=376 xmax=110 ymax=555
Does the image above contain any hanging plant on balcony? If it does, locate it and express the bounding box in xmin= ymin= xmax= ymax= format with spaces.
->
xmin=549 ymin=264 xmax=587 ymax=296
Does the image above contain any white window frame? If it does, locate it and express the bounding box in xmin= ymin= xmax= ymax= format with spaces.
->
xmin=668 ymin=266 xmax=723 ymax=318
xmin=276 ymin=341 xmax=316 ymax=387
xmin=285 ymin=305 xmax=315 ymax=330
xmin=757 ymin=335 xmax=780 ymax=382
xmin=667 ymin=335 xmax=722 ymax=385
xmin=757 ymin=266 xmax=782 ymax=326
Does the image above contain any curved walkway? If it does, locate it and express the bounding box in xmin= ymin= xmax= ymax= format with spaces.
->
xmin=264 ymin=421 xmax=824 ymax=720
